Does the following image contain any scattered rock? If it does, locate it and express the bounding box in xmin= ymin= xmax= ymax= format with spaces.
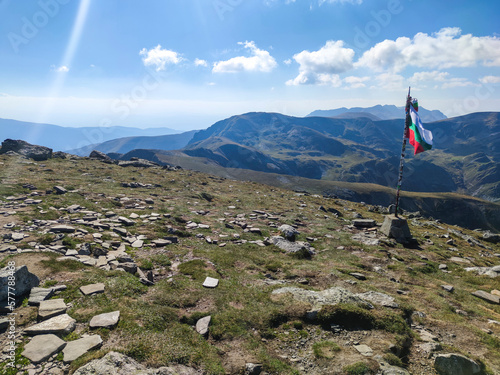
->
xmin=89 ymin=311 xmax=120 ymax=329
xmin=354 ymin=344 xmax=373 ymax=357
xmin=54 ymin=185 xmax=68 ymax=194
xmin=270 ymin=236 xmax=314 ymax=257
xmin=434 ymin=353 xmax=480 ymax=375
xmin=63 ymin=335 xmax=103 ymax=363
xmin=28 ymin=287 xmax=54 ymax=305
xmin=195 ymin=315 xmax=211 ymax=336
xmin=22 ymin=334 xmax=66 ymax=364
xmin=203 ymin=277 xmax=219 ymax=288
xmin=80 ymin=283 xmax=105 ymax=296
xmin=25 ymin=313 xmax=76 ymax=336
xmin=89 ymin=150 xmax=113 ymax=163
xmin=472 ymin=290 xmax=500 ymax=304
xmin=38 ymin=298 xmax=67 ymax=320
xmin=349 ymin=272 xmax=366 ymax=281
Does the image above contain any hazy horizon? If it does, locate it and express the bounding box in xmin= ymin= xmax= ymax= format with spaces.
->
xmin=1 ymin=0 xmax=500 ymax=131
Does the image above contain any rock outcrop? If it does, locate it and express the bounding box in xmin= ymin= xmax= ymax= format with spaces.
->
xmin=0 ymin=139 xmax=52 ymax=161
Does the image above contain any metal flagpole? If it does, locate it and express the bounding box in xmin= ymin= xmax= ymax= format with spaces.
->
xmin=394 ymin=87 xmax=411 ymax=217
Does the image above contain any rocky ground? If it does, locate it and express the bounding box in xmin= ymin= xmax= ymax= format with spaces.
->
xmin=0 ymin=152 xmax=499 ymax=375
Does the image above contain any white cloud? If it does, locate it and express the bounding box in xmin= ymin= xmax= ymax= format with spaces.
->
xmin=409 ymin=71 xmax=474 ymax=89
xmin=140 ymin=45 xmax=183 ymax=72
xmin=357 ymin=27 xmax=500 ymax=72
xmin=194 ymin=58 xmax=208 ymax=67
xmin=286 ymin=40 xmax=354 ymax=85
xmin=343 ymin=76 xmax=370 ymax=89
xmin=212 ymin=41 xmax=277 ymax=73
xmin=283 ymin=59 xmax=292 ymax=65
xmin=51 ymin=65 xmax=69 ymax=73
xmin=372 ymin=73 xmax=405 ymax=91
xmin=480 ymin=75 xmax=500 ymax=84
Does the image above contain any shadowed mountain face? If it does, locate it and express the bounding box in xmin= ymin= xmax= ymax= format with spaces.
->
xmin=167 ymin=111 xmax=500 ymax=202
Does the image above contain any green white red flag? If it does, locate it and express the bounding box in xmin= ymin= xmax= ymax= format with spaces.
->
xmin=407 ymin=104 xmax=433 ymax=155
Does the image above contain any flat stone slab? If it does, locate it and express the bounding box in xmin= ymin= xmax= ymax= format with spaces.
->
xmin=272 ymin=287 xmax=370 ymax=309
xmin=22 ymin=334 xmax=66 ymax=364
xmin=80 ymin=283 xmax=105 ymax=296
xmin=63 ymin=335 xmax=103 ymax=363
xmin=131 ymin=239 xmax=143 ymax=248
xmin=38 ymin=298 xmax=67 ymax=320
xmin=357 ymin=291 xmax=398 ymax=308
xmin=49 ymin=225 xmax=75 ymax=233
xmin=195 ymin=316 xmax=211 ymax=336
xmin=25 ymin=313 xmax=76 ymax=336
xmin=352 ymin=219 xmax=376 ymax=228
xmin=203 ymin=277 xmax=219 ymax=288
xmin=28 ymin=287 xmax=54 ymax=306
xmin=472 ymin=290 xmax=500 ymax=304
xmin=90 ymin=311 xmax=120 ymax=329
xmin=354 ymin=344 xmax=373 ymax=357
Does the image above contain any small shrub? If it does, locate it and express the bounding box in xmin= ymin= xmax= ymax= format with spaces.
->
xmin=313 ymin=340 xmax=341 ymax=359
xmin=39 ymin=234 xmax=55 ymax=245
xmin=265 ymin=261 xmax=282 ymax=272
xmin=62 ymin=236 xmax=77 ymax=249
xmin=343 ymin=360 xmax=379 ymax=375
xmin=138 ymin=258 xmax=153 ymax=270
xmin=318 ymin=303 xmax=375 ymax=330
xmin=383 ymin=353 xmax=403 ymax=367
xmin=199 ymin=192 xmax=214 ymax=202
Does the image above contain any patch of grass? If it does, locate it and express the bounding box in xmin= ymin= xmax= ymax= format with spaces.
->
xmin=137 ymin=258 xmax=153 ymax=270
xmin=383 ymin=353 xmax=404 ymax=367
xmin=265 ymin=261 xmax=282 ymax=272
xmin=43 ymin=280 xmax=58 ymax=288
xmin=150 ymin=254 xmax=171 ymax=267
xmin=343 ymin=360 xmax=379 ymax=375
xmin=62 ymin=236 xmax=78 ymax=249
xmin=39 ymin=233 xmax=55 ymax=245
xmin=0 ymin=344 xmax=30 ymax=374
xmin=312 ymin=340 xmax=341 ymax=359
xmin=178 ymin=259 xmax=208 ymax=281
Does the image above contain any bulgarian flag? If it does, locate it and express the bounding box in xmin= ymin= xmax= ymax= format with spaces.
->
xmin=407 ymin=104 xmax=433 ymax=155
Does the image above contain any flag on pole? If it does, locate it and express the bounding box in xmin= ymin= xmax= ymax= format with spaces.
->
xmin=407 ymin=103 xmax=433 ymax=155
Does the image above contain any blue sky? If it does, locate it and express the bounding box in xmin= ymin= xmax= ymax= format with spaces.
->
xmin=1 ymin=0 xmax=500 ymax=130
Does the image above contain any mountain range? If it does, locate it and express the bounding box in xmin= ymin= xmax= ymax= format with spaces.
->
xmin=128 ymin=111 xmax=497 ymax=200
xmin=307 ymin=104 xmax=447 ymax=122
xmin=0 ymin=118 xmax=180 ymax=152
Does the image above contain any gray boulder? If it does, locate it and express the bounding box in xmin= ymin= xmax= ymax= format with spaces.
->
xmin=89 ymin=150 xmax=113 ymax=163
xmin=73 ymin=351 xmax=202 ymax=375
xmin=483 ymin=231 xmax=500 ymax=244
xmin=0 ymin=139 xmax=52 ymax=161
xmin=278 ymin=224 xmax=299 ymax=241
xmin=434 ymin=353 xmax=480 ymax=375
xmin=270 ymin=236 xmax=313 ymax=257
xmin=0 ymin=265 xmax=39 ymax=301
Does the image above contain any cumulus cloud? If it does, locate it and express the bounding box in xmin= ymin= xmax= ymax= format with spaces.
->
xmin=357 ymin=27 xmax=500 ymax=72
xmin=479 ymin=75 xmax=500 ymax=84
xmin=286 ymin=40 xmax=355 ymax=85
xmin=409 ymin=71 xmax=474 ymax=89
xmin=343 ymin=76 xmax=370 ymax=89
xmin=212 ymin=41 xmax=277 ymax=73
xmin=194 ymin=58 xmax=208 ymax=67
xmin=140 ymin=45 xmax=183 ymax=71
xmin=51 ymin=65 xmax=69 ymax=73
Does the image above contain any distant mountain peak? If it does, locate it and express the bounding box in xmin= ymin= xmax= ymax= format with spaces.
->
xmin=307 ymin=105 xmax=447 ymax=123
